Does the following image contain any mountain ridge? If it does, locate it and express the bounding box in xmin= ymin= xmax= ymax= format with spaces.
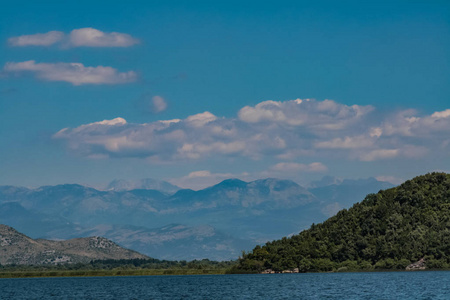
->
xmin=105 ymin=178 xmax=180 ymax=194
xmin=0 ymin=224 xmax=148 ymax=265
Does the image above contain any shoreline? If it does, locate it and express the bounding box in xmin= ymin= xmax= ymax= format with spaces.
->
xmin=0 ymin=269 xmax=228 ymax=279
xmin=1 ymin=268 xmax=449 ymax=279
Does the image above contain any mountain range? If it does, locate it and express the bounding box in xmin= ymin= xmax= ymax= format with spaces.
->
xmin=0 ymin=177 xmax=393 ymax=260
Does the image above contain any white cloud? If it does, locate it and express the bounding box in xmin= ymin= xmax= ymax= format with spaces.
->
xmin=92 ymin=118 xmax=127 ymax=126
xmin=68 ymin=28 xmax=139 ymax=47
xmin=359 ymin=149 xmax=399 ymax=162
xmin=178 ymin=141 xmax=247 ymax=159
xmin=382 ymin=108 xmax=450 ymax=137
xmin=8 ymin=31 xmax=64 ymax=46
xmin=188 ymin=170 xmax=213 ymax=178
xmin=54 ymin=118 xmax=127 ymax=138
xmin=52 ymin=98 xmax=450 ymax=164
xmin=186 ymin=112 xmax=218 ymax=127
xmin=3 ymin=61 xmax=137 ymax=85
xmin=7 ymin=28 xmax=139 ymax=48
xmin=238 ymin=98 xmax=373 ymax=129
xmin=270 ymin=162 xmax=327 ymax=173
xmin=375 ymin=176 xmax=404 ymax=185
xmin=431 ymin=109 xmax=450 ymax=119
xmin=169 ymin=170 xmax=239 ymax=190
xmin=151 ymin=96 xmax=168 ymax=113
xmin=315 ymin=135 xmax=375 ymax=149
xmin=369 ymin=127 xmax=383 ymax=138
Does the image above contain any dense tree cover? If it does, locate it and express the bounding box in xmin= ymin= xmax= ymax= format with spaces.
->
xmin=233 ymin=173 xmax=450 ymax=273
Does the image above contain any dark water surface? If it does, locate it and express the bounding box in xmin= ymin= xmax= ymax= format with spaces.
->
xmin=0 ymin=271 xmax=449 ymax=299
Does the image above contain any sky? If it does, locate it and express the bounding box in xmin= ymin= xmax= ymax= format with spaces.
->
xmin=0 ymin=0 xmax=449 ymax=189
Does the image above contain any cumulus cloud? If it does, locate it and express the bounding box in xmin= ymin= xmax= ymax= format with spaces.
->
xmin=315 ymin=135 xmax=375 ymax=149
xmin=92 ymin=118 xmax=127 ymax=126
xmin=375 ymin=176 xmax=404 ymax=185
xmin=3 ymin=61 xmax=137 ymax=85
xmin=8 ymin=28 xmax=139 ymax=48
xmin=151 ymin=96 xmax=168 ymax=113
xmin=169 ymin=170 xmax=240 ymax=190
xmin=8 ymin=31 xmax=64 ymax=46
xmin=382 ymin=108 xmax=450 ymax=138
xmin=136 ymin=94 xmax=169 ymax=114
xmin=52 ymin=98 xmax=450 ymax=165
xmin=68 ymin=28 xmax=139 ymax=47
xmin=238 ymin=99 xmax=373 ymax=129
xmin=187 ymin=170 xmax=214 ymax=178
xmin=270 ymin=162 xmax=327 ymax=173
xmin=431 ymin=109 xmax=450 ymax=119
xmin=359 ymin=149 xmax=399 ymax=162
xmin=186 ymin=112 xmax=218 ymax=127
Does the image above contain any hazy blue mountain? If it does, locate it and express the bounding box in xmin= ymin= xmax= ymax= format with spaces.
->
xmin=310 ymin=177 xmax=395 ymax=216
xmin=72 ymin=223 xmax=253 ymax=261
xmin=0 ymin=184 xmax=168 ymax=227
xmin=106 ymin=178 xmax=180 ymax=194
xmin=0 ymin=202 xmax=81 ymax=239
xmin=160 ymin=178 xmax=317 ymax=242
xmin=0 ymin=178 xmax=315 ymax=234
xmin=309 ymin=176 xmax=343 ymax=188
xmin=166 ymin=178 xmax=313 ymax=211
xmin=0 ymin=202 xmax=251 ymax=260
xmin=0 ymin=177 xmax=394 ymax=260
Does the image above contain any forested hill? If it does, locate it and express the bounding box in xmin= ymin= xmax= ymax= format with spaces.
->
xmin=234 ymin=173 xmax=450 ymax=273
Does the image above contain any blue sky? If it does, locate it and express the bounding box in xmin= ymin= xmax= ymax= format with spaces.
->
xmin=0 ymin=0 xmax=449 ymax=189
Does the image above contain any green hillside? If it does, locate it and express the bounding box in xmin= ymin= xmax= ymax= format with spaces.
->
xmin=233 ymin=173 xmax=450 ymax=273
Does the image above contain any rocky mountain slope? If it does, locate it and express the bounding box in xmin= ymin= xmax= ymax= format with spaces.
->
xmin=0 ymin=225 xmax=148 ymax=265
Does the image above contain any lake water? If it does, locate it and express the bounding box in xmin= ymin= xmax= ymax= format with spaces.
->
xmin=0 ymin=271 xmax=449 ymax=299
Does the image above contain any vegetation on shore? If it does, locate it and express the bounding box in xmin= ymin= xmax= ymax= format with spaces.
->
xmin=0 ymin=258 xmax=236 ymax=278
xmin=231 ymin=173 xmax=450 ymax=273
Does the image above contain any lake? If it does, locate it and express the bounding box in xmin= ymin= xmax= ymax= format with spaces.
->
xmin=0 ymin=271 xmax=449 ymax=299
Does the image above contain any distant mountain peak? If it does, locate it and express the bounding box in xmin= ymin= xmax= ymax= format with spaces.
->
xmin=252 ymin=178 xmax=303 ymax=189
xmin=106 ymin=178 xmax=180 ymax=194
xmin=214 ymin=178 xmax=247 ymax=188
xmin=309 ymin=176 xmax=343 ymax=188
xmin=213 ymin=178 xmax=304 ymax=189
xmin=310 ymin=176 xmax=394 ymax=189
xmin=35 ymin=183 xmax=91 ymax=193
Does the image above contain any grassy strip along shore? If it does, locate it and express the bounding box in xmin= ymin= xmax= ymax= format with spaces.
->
xmin=0 ymin=268 xmax=228 ymax=278
xmin=0 ymin=258 xmax=235 ymax=278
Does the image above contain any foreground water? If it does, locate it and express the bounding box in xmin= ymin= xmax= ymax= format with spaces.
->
xmin=0 ymin=271 xmax=449 ymax=299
